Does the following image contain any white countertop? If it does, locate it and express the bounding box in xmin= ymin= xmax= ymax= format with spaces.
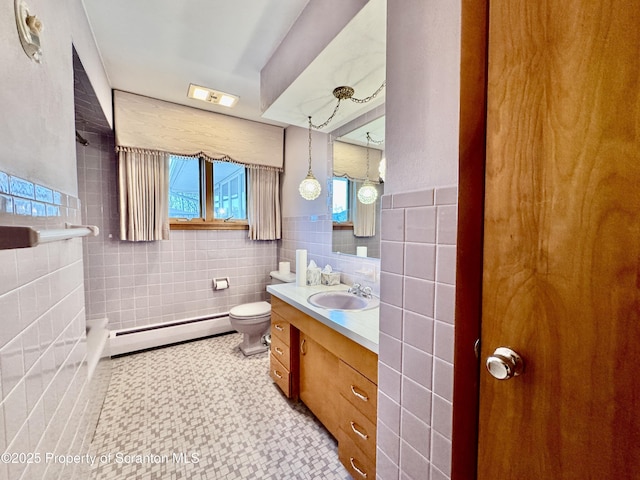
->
xmin=267 ymin=283 xmax=379 ymax=354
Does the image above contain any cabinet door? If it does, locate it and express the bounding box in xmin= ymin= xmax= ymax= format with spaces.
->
xmin=299 ymin=332 xmax=340 ymax=438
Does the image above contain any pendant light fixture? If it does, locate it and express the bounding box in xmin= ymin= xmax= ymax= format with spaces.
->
xmin=299 ymin=82 xmax=385 ymax=200
xmin=299 ymin=117 xmax=322 ymax=200
xmin=357 ymin=132 xmax=382 ymax=205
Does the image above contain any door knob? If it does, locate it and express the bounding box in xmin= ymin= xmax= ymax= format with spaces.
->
xmin=486 ymin=347 xmax=523 ymax=380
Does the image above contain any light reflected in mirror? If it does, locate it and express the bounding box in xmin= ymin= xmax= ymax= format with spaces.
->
xmin=331 ymin=117 xmax=385 ymax=259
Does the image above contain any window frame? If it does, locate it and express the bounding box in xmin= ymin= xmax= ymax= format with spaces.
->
xmin=331 ymin=176 xmax=354 ymax=230
xmin=169 ymin=158 xmax=249 ymax=231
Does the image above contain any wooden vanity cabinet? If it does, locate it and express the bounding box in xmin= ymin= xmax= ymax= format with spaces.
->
xmin=337 ymin=360 xmax=378 ymax=479
xmin=299 ymin=332 xmax=341 ymax=437
xmin=270 ymin=296 xmax=378 ymax=479
xmin=269 ymin=310 xmax=298 ymax=399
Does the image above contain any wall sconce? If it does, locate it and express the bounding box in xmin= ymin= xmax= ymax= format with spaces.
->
xmin=299 ymin=82 xmax=385 ymax=201
xmin=15 ymin=0 xmax=43 ymax=63
xmin=357 ymin=132 xmax=383 ymax=205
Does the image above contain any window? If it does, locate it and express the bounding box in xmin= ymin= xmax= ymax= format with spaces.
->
xmin=332 ymin=177 xmax=350 ymax=223
xmin=169 ymin=155 xmax=247 ymax=229
xmin=169 ymin=156 xmax=201 ymax=219
xmin=213 ymin=161 xmax=247 ymax=220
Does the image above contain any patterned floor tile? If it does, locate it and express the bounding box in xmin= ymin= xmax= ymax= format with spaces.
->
xmin=88 ymin=333 xmax=351 ymax=480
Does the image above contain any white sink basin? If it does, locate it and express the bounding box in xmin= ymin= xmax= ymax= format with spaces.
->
xmin=307 ymin=291 xmax=380 ymax=311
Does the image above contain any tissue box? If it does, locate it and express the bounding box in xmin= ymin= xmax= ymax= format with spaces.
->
xmin=321 ymin=271 xmax=341 ymax=286
xmin=307 ymin=267 xmax=322 ymax=286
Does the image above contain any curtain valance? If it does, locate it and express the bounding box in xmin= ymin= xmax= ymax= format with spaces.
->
xmin=333 ymin=141 xmax=382 ymax=182
xmin=114 ymin=90 xmax=284 ymax=171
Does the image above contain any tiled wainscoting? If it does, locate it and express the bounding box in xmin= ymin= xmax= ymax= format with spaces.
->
xmin=279 ymin=214 xmax=381 ymax=296
xmin=0 ymin=185 xmax=107 ymax=480
xmin=376 ymin=186 xmax=457 ymax=480
xmin=76 ymin=130 xmax=278 ymax=332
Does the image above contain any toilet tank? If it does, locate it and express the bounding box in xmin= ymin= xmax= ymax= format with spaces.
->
xmin=269 ymin=271 xmax=296 ymax=284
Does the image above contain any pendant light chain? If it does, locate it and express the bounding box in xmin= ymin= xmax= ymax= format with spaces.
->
xmin=351 ymin=81 xmax=386 ymax=104
xmin=309 ymin=101 xmax=343 ymax=130
xmin=301 ymin=81 xmax=385 ymax=201
xmin=307 ymin=116 xmax=313 ymax=172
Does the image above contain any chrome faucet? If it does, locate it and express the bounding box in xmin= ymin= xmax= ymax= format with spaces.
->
xmin=348 ymin=283 xmax=373 ymax=299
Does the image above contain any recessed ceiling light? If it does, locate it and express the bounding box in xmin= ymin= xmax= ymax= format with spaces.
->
xmin=187 ymin=84 xmax=239 ymax=108
xmin=191 ymin=87 xmax=209 ymax=101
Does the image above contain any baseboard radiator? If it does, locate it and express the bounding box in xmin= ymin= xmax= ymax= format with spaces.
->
xmin=109 ymin=313 xmax=234 ymax=356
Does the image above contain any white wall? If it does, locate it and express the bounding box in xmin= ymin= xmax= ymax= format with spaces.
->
xmin=282 ymin=125 xmax=331 ymax=218
xmin=385 ymin=0 xmax=461 ymax=193
xmin=0 ymin=0 xmax=109 ymax=196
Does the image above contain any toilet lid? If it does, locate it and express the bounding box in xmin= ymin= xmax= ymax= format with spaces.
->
xmin=229 ymin=301 xmax=271 ymax=318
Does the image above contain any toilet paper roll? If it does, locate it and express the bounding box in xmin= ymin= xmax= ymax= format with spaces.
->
xmin=356 ymin=246 xmax=368 ymax=257
xmin=279 ymin=261 xmax=291 ymax=275
xmin=215 ymin=279 xmax=228 ymax=290
xmin=296 ymin=249 xmax=307 ymax=287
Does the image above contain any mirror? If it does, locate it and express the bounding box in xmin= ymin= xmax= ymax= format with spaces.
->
xmin=331 ymin=116 xmax=385 ymax=259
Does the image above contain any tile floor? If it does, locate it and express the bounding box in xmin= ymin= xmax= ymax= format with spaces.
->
xmin=88 ymin=333 xmax=351 ymax=480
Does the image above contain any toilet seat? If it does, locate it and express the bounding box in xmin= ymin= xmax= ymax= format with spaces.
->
xmin=229 ymin=301 xmax=271 ymax=320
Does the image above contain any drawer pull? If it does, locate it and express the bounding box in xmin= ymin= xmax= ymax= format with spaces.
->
xmin=350 ymin=385 xmax=369 ymax=402
xmin=274 ymin=346 xmax=284 ymax=355
xmin=350 ymin=421 xmax=369 ymax=440
xmin=349 ymin=457 xmax=368 ymax=478
xmin=273 ymin=370 xmax=283 ymax=379
xmin=274 ymin=324 xmax=284 ymax=332
xmin=300 ymin=338 xmax=307 ymax=355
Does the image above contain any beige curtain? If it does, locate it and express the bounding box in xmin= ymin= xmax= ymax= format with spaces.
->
xmin=247 ymin=168 xmax=281 ymax=240
xmin=118 ymin=150 xmax=170 ymax=241
xmin=353 ymin=181 xmax=376 ymax=237
xmin=333 ymin=141 xmax=382 ymax=182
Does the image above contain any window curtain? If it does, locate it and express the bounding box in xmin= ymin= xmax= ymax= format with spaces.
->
xmin=247 ymin=168 xmax=281 ymax=240
xmin=352 ymin=181 xmax=376 ymax=237
xmin=118 ymin=150 xmax=170 ymax=241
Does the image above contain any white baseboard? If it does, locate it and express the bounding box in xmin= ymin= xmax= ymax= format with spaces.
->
xmin=109 ymin=316 xmax=234 ymax=356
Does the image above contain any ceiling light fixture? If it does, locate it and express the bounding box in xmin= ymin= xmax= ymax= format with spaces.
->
xmin=187 ymin=84 xmax=239 ymax=108
xmin=300 ymin=81 xmax=385 ymax=201
xmin=299 ymin=117 xmax=322 ymax=200
xmin=357 ymin=132 xmax=383 ymax=205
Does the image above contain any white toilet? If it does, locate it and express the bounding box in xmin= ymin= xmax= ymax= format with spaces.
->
xmin=229 ymin=270 xmax=296 ymax=356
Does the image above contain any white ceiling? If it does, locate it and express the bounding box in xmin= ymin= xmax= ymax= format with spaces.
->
xmin=82 ymin=0 xmax=386 ymax=136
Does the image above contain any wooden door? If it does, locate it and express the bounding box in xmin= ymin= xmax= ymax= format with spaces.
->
xmin=478 ymin=1 xmax=640 ymax=479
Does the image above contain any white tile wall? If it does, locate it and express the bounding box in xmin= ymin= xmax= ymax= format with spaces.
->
xmin=377 ymin=186 xmax=457 ymax=480
xmin=0 ymin=198 xmax=104 ymax=480
xmin=279 ymin=214 xmax=381 ymax=295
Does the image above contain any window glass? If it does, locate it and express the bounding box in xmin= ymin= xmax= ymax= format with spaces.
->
xmin=213 ymin=161 xmax=247 ymax=220
xmin=332 ymin=177 xmax=349 ymax=222
xmin=169 ymin=156 xmax=201 ymax=219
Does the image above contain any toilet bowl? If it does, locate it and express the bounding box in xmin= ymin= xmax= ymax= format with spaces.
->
xmin=229 ymin=301 xmax=271 ymax=356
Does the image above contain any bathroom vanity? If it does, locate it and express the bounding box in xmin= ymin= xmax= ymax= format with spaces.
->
xmin=266 ymin=283 xmax=379 ymax=480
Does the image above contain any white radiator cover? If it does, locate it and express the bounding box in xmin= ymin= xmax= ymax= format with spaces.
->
xmin=109 ymin=315 xmax=234 ymax=356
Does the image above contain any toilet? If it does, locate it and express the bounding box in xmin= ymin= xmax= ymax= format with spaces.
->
xmin=229 ymin=270 xmax=296 ymax=356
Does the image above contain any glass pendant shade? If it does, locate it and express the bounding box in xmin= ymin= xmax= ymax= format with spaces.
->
xmin=357 ymin=180 xmax=378 ymax=204
xmin=299 ymin=171 xmax=322 ymax=200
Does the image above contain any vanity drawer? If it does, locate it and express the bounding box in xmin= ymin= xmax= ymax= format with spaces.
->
xmin=338 ymin=427 xmax=376 ymax=480
xmin=339 ymin=398 xmax=377 ymax=461
xmin=270 ymin=354 xmax=292 ymax=398
xmin=338 ymin=360 xmax=378 ymax=422
xmin=271 ymin=312 xmax=291 ymax=344
xmin=270 ymin=334 xmax=290 ymax=370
